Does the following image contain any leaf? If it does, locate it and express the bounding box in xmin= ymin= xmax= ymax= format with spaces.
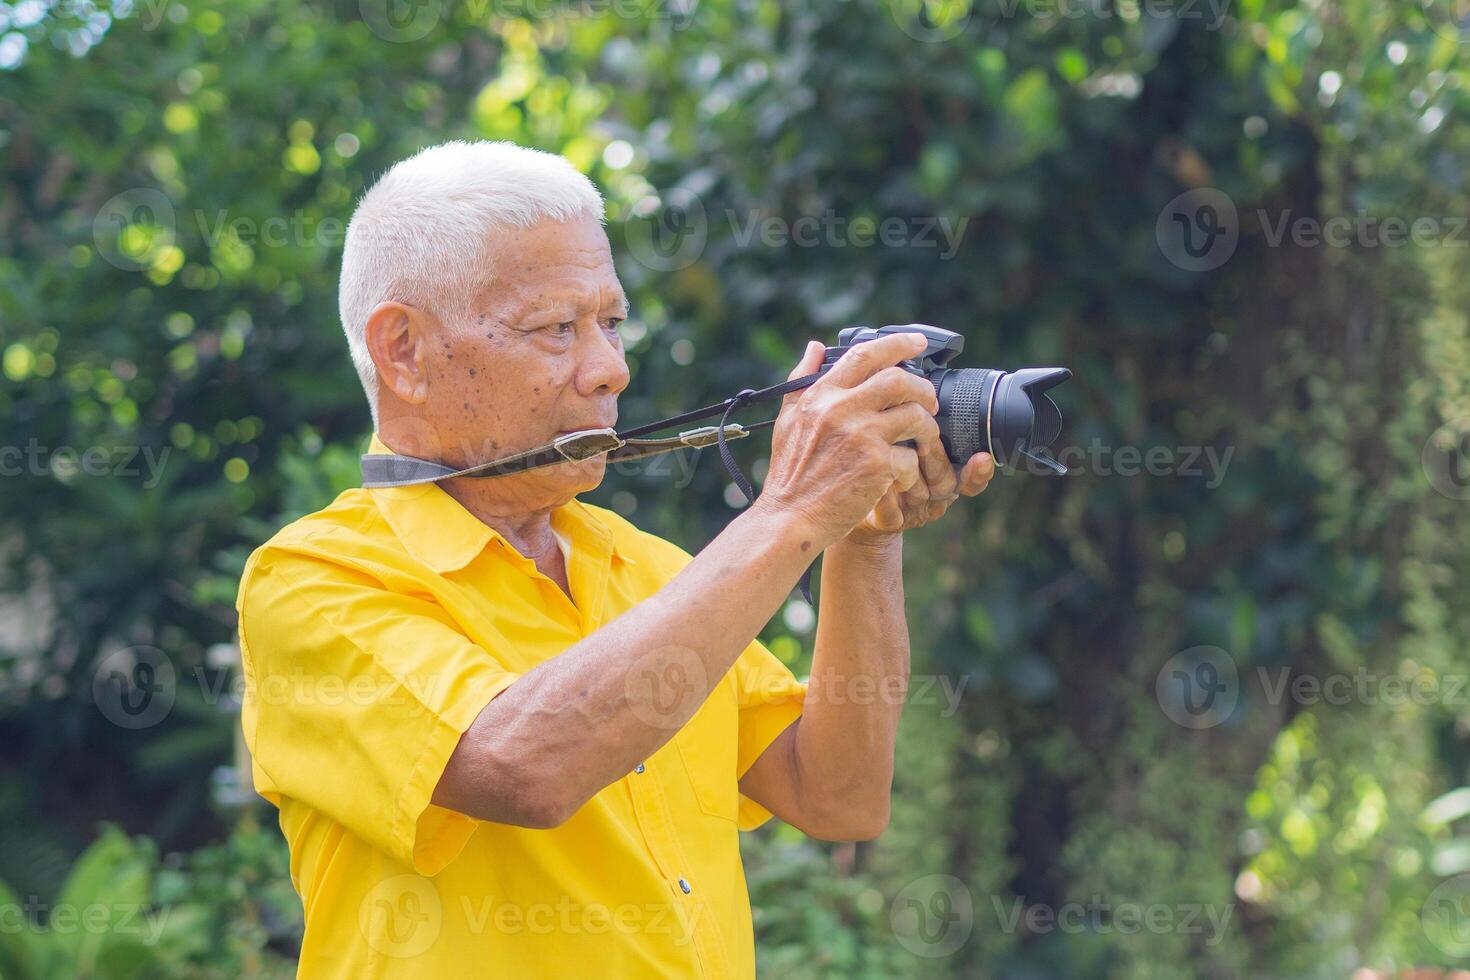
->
xmin=52 ymin=828 xmax=153 ymax=972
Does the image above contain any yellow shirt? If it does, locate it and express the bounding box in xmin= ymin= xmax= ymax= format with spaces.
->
xmin=235 ymin=437 xmax=807 ymax=979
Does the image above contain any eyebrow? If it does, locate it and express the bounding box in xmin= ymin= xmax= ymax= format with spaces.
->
xmin=507 ymin=290 xmax=630 ymax=324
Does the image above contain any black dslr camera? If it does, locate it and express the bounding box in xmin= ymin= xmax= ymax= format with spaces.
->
xmin=817 ymin=324 xmax=1071 ymax=473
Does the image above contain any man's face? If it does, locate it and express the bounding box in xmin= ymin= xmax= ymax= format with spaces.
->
xmin=413 ymin=214 xmax=631 ymax=511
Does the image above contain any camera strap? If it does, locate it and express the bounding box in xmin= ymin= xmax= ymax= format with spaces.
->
xmin=360 ymin=360 xmax=842 ymax=603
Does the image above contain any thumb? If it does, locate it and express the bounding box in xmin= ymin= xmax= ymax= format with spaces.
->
xmin=782 ymin=340 xmax=826 ymax=409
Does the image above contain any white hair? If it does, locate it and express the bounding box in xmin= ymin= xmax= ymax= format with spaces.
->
xmin=338 ymin=140 xmax=606 ymax=424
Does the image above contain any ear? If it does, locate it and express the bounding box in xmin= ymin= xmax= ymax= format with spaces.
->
xmin=365 ymin=302 xmax=435 ymax=407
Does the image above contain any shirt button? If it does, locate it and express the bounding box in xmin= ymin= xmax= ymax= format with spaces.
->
xmin=634 ymin=762 xmax=645 ymax=774
xmin=678 ymin=878 xmax=691 ymax=894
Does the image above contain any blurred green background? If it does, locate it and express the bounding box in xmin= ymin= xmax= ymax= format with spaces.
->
xmin=3 ymin=0 xmax=1470 ymax=976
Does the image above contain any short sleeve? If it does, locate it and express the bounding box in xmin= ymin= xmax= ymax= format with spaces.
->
xmin=236 ymin=539 xmax=518 ymax=875
xmin=732 ymin=639 xmax=808 ymax=831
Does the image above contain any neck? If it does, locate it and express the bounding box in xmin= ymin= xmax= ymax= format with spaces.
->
xmin=440 ymin=480 xmax=566 ymax=559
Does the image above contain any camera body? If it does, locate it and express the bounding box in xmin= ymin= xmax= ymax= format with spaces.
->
xmin=818 ymin=323 xmax=1071 ymax=472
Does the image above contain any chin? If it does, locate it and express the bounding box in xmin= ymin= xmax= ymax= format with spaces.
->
xmin=573 ymin=459 xmax=607 ymax=493
xmin=555 ymin=458 xmax=607 ymax=497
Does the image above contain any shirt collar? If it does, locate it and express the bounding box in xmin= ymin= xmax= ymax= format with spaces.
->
xmin=365 ymin=432 xmax=632 ymax=574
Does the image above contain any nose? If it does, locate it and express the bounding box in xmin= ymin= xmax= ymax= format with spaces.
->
xmin=577 ymin=322 xmax=630 ymax=399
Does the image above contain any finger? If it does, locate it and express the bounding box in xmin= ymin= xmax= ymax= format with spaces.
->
xmin=899 ymin=487 xmax=947 ymax=525
xmin=889 ymin=444 xmax=921 ymax=494
xmin=958 ymin=452 xmax=996 ymax=496
xmin=872 ymin=488 xmax=905 ymax=530
xmin=823 ymin=332 xmax=928 ymax=389
xmin=914 ymin=427 xmax=957 ymax=497
xmin=873 ymin=402 xmax=937 ymax=446
xmin=781 ymin=340 xmax=827 ymax=411
xmin=847 ymin=365 xmax=939 ymax=414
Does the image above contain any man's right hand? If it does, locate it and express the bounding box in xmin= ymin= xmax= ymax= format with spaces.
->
xmin=756 ymin=332 xmax=942 ymax=550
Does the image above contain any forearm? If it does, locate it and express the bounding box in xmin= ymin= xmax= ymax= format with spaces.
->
xmin=435 ymin=500 xmax=818 ymax=826
xmin=795 ymin=533 xmax=909 ymax=831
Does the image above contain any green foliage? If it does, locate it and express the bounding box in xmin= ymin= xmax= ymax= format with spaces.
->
xmin=0 ymin=826 xmax=195 ymax=980
xmin=2 ymin=0 xmax=1469 ymax=976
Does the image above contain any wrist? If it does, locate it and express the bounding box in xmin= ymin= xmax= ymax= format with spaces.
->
xmin=831 ymin=528 xmax=903 ymax=561
xmin=746 ymin=496 xmax=842 ymax=559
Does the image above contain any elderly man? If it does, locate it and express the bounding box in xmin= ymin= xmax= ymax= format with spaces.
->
xmin=235 ymin=140 xmax=994 ymax=979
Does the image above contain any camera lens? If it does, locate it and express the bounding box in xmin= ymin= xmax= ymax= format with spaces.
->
xmin=931 ymin=368 xmax=1000 ymax=462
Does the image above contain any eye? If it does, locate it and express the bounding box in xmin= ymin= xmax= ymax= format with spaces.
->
xmin=547 ymin=321 xmax=575 ymax=337
xmin=604 ymin=317 xmax=625 ymax=333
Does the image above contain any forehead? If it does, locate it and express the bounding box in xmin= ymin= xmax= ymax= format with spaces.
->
xmin=475 ymin=216 xmax=625 ymax=316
